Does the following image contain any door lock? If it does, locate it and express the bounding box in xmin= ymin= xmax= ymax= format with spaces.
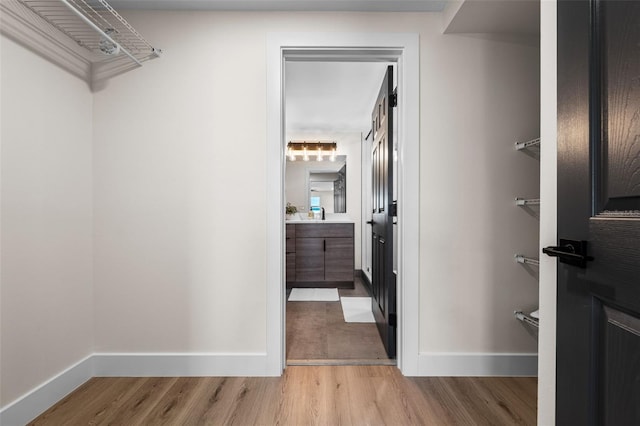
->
xmin=543 ymin=239 xmax=594 ymax=268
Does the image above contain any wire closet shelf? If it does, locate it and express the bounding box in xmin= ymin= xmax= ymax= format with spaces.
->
xmin=18 ymin=0 xmax=160 ymax=65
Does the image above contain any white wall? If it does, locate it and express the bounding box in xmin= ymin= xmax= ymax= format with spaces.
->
xmin=0 ymin=36 xmax=93 ymax=407
xmin=420 ymin=33 xmax=540 ymax=354
xmin=92 ymin=11 xmax=538 ymax=357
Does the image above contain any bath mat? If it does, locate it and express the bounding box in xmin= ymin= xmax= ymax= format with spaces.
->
xmin=288 ymin=288 xmax=339 ymax=302
xmin=340 ymin=297 xmax=375 ymax=323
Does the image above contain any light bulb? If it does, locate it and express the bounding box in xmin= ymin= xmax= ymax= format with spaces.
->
xmin=303 ymin=146 xmax=309 ymax=161
xmin=330 ymin=148 xmax=336 ymax=162
xmin=317 ymin=147 xmax=323 ymax=161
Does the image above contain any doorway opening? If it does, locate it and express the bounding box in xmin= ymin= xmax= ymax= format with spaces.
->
xmin=284 ymin=61 xmax=394 ymax=365
xmin=266 ymin=34 xmax=420 ymax=375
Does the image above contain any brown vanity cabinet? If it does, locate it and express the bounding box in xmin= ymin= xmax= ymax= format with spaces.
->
xmin=286 ymin=223 xmax=354 ymax=288
xmin=286 ymin=224 xmax=296 ymax=283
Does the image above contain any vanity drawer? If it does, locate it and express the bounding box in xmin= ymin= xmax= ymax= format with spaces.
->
xmin=286 ymin=224 xmax=296 ymax=253
xmin=286 ymin=253 xmax=296 ymax=282
xmin=295 ymin=223 xmax=353 ymax=238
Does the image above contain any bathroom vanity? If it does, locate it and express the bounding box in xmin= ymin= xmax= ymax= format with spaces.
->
xmin=286 ymin=221 xmax=354 ymax=288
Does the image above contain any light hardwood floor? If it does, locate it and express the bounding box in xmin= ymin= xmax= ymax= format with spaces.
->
xmin=30 ymin=366 xmax=537 ymax=426
xmin=30 ymin=366 xmax=537 ymax=425
xmin=287 ymin=277 xmax=389 ymax=362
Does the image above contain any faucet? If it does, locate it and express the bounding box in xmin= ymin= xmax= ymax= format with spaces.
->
xmin=321 ymin=207 xmax=325 ymax=220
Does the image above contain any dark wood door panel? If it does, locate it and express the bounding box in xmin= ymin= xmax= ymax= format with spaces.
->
xmin=373 ymin=145 xmax=379 ymax=213
xmin=557 ymin=1 xmax=640 ymax=423
xmin=589 ymin=219 xmax=640 ymax=311
xmin=601 ymin=305 xmax=640 ymax=425
xmin=370 ymin=65 xmax=395 ymax=358
xmin=601 ymin=1 xmax=640 ymax=207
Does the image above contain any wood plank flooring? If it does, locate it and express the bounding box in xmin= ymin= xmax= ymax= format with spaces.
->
xmin=30 ymin=366 xmax=537 ymax=425
xmin=287 ymin=277 xmax=389 ymax=362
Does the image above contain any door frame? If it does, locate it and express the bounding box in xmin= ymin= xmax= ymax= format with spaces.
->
xmin=266 ymin=32 xmax=420 ymax=375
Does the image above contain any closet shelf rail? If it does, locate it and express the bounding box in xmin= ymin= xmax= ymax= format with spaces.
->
xmin=515 ymin=197 xmax=540 ymax=206
xmin=1 ymin=0 xmax=161 ymax=84
xmin=18 ymin=0 xmax=161 ymax=63
xmin=515 ymin=254 xmax=539 ymax=266
xmin=515 ymin=137 xmax=541 ymax=151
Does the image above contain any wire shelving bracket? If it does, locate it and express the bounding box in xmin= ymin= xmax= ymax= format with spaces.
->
xmin=515 ymin=137 xmax=541 ymax=151
xmin=515 ymin=254 xmax=540 ymax=266
xmin=515 ymin=310 xmax=539 ymax=328
xmin=515 ymin=198 xmax=540 ymax=206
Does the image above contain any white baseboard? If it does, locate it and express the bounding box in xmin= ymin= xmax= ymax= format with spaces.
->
xmin=93 ymin=352 xmax=273 ymax=377
xmin=0 ymin=352 xmax=272 ymax=426
xmin=0 ymin=355 xmax=94 ymax=426
xmin=417 ymin=352 xmax=538 ymax=376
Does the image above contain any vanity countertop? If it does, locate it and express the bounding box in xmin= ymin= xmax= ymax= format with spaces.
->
xmin=286 ymin=219 xmax=355 ymax=224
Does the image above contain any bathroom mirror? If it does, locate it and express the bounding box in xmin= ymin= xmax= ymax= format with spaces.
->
xmin=285 ymin=155 xmax=346 ymax=214
xmin=309 ymin=164 xmax=346 ymax=213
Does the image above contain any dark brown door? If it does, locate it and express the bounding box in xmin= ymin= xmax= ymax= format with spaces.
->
xmin=371 ymin=66 xmax=396 ymax=358
xmin=555 ymin=1 xmax=640 ymax=424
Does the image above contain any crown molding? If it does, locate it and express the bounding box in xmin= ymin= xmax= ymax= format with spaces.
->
xmin=0 ymin=0 xmax=91 ymax=82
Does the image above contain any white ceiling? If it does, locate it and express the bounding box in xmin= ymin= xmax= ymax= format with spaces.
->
xmin=109 ymin=0 xmax=447 ymax=11
xmin=285 ymin=62 xmax=390 ymax=134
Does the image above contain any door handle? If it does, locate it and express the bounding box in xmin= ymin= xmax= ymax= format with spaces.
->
xmin=543 ymin=239 xmax=593 ymax=268
xmin=366 ymin=220 xmax=374 ymax=225
xmin=323 ymin=239 xmax=326 ymax=252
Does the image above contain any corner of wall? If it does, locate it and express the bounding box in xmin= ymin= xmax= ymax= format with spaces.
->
xmin=0 ymin=356 xmax=94 ymax=426
xmin=441 ymin=0 xmax=465 ymax=34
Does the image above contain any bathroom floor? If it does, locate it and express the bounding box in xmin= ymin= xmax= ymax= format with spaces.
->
xmin=286 ymin=276 xmax=390 ymax=363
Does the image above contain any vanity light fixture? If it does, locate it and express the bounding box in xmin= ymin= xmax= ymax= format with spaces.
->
xmin=286 ymin=141 xmax=337 ymax=162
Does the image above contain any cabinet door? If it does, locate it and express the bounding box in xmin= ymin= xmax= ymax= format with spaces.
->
xmin=286 ymin=224 xmax=296 ymax=252
xmin=286 ymin=253 xmax=296 ymax=282
xmin=295 ymin=238 xmax=324 ymax=281
xmin=325 ymin=237 xmax=354 ymax=281
xmin=286 ymin=225 xmax=296 ymax=282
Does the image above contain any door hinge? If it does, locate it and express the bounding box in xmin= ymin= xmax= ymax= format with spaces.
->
xmin=390 ymin=201 xmax=398 ymax=217
xmin=390 ymin=89 xmax=398 ymax=108
xmin=389 ymin=313 xmax=397 ymax=327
